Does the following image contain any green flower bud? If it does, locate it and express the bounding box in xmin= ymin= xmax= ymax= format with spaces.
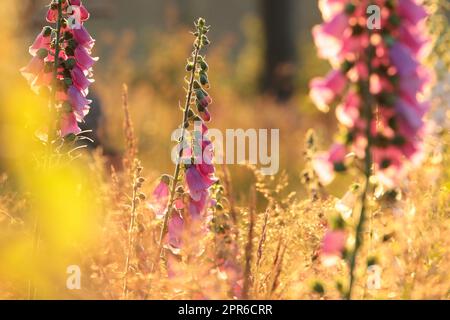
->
xmin=64 ymin=57 xmax=76 ymax=70
xmin=186 ymin=63 xmax=194 ymax=72
xmin=193 ymin=80 xmax=201 ymax=90
xmin=37 ymin=48 xmax=49 ymax=59
xmin=388 ymin=15 xmax=401 ymax=27
xmin=345 ymin=3 xmax=356 ymax=14
xmin=311 ymin=281 xmax=325 ymax=296
xmin=197 ymin=18 xmax=206 ymax=28
xmin=200 ymin=73 xmax=209 ymax=86
xmin=64 ymin=78 xmax=73 ymax=86
xmin=137 ymin=177 xmax=146 ymax=183
xmin=367 ymin=256 xmax=379 ymax=267
xmin=200 ymin=61 xmax=208 ymax=71
xmin=64 ymin=31 xmax=73 ymax=40
xmin=195 ymin=89 xmax=206 ymax=101
xmin=330 ymin=214 xmax=346 ymax=230
xmin=43 ymin=26 xmax=53 ymax=37
xmin=333 ymin=162 xmax=346 ymax=172
xmin=64 ymin=133 xmax=77 ymax=141
xmin=201 ymin=35 xmax=210 ymax=46
xmin=161 ymin=174 xmax=172 ymax=185
xmin=62 ymin=101 xmax=72 ymax=113
xmin=380 ymin=158 xmax=391 ymax=169
xmin=138 ymin=193 xmax=146 ymax=201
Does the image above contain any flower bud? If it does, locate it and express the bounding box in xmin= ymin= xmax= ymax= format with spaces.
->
xmin=186 ymin=63 xmax=194 ymax=72
xmin=37 ymin=48 xmax=49 ymax=59
xmin=200 ymin=73 xmax=209 ymax=86
xmin=311 ymin=281 xmax=325 ymax=296
xmin=64 ymin=133 xmax=77 ymax=141
xmin=200 ymin=61 xmax=208 ymax=71
xmin=193 ymin=80 xmax=201 ymax=90
xmin=137 ymin=177 xmax=146 ymax=183
xmin=138 ymin=193 xmax=147 ymax=201
xmin=161 ymin=174 xmax=171 ymax=185
xmin=197 ymin=18 xmax=206 ymax=28
xmin=43 ymin=26 xmax=53 ymax=37
xmin=64 ymin=57 xmax=76 ymax=69
xmin=201 ymin=35 xmax=210 ymax=46
xmin=62 ymin=101 xmax=73 ymax=113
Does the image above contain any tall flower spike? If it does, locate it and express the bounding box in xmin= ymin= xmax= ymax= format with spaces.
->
xmin=310 ymin=0 xmax=433 ymax=188
xmin=152 ymin=18 xmax=217 ymax=272
xmin=21 ymin=0 xmax=98 ymax=140
xmin=310 ymin=0 xmax=433 ymax=299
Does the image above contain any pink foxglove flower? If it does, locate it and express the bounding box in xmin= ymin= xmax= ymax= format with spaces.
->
xmin=151 ymin=21 xmax=242 ymax=292
xmin=310 ymin=0 xmax=433 ymax=188
xmin=321 ymin=229 xmax=347 ymax=267
xmin=21 ymin=0 xmax=97 ymax=138
xmin=149 ymin=175 xmax=170 ymax=218
xmin=313 ymin=143 xmax=347 ymax=186
xmin=310 ymin=70 xmax=347 ymax=112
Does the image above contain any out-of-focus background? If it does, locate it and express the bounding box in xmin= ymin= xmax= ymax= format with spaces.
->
xmin=0 ymin=0 xmax=448 ymax=299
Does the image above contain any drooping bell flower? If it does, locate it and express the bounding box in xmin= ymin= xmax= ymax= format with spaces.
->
xmin=73 ymin=25 xmax=95 ymax=49
xmin=75 ymin=46 xmax=98 ymax=70
xmin=312 ymin=143 xmax=347 ymax=186
xmin=309 ymin=70 xmax=347 ymax=112
xmin=20 ymin=55 xmax=45 ymax=85
xmin=29 ymin=27 xmax=52 ymax=56
xmin=186 ymin=165 xmax=217 ymax=201
xmin=60 ymin=112 xmax=81 ymax=136
xmin=71 ymin=65 xmax=93 ymax=93
xmin=150 ymin=175 xmax=171 ymax=218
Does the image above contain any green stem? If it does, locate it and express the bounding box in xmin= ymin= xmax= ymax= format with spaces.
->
xmin=346 ymin=145 xmax=371 ymax=299
xmin=346 ymin=54 xmax=374 ymax=300
xmin=48 ymin=0 xmax=63 ymax=155
xmin=122 ymin=171 xmax=139 ymax=299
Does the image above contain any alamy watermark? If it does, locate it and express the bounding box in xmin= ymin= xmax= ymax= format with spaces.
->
xmin=171 ymin=122 xmax=280 ymax=176
xmin=66 ymin=265 xmax=81 ymax=290
xmin=67 ymin=5 xmax=82 ymax=30
xmin=367 ymin=5 xmax=381 ymax=30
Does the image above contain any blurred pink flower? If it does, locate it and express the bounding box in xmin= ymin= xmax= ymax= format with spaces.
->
xmin=321 ymin=229 xmax=347 ymax=267
xmin=309 ymin=0 xmax=432 ymax=187
xmin=151 ymin=177 xmax=170 ymax=218
xmin=28 ymin=28 xmax=51 ymax=56
xmin=313 ymin=143 xmax=346 ymax=186
xmin=20 ymin=56 xmax=45 ymax=84
xmin=22 ymin=0 xmax=96 ymax=138
xmin=75 ymin=46 xmax=98 ymax=70
xmin=310 ymin=70 xmax=347 ymax=112
xmin=186 ymin=166 xmax=216 ymax=201
xmin=60 ymin=112 xmax=81 ymax=136
xmin=73 ymin=25 xmax=95 ymax=49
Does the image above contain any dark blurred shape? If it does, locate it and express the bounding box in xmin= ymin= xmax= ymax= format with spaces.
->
xmin=260 ymin=0 xmax=297 ymax=102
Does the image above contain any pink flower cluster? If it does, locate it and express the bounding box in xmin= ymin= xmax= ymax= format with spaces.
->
xmin=310 ymin=0 xmax=433 ymax=187
xmin=152 ymin=122 xmax=217 ymax=256
xmin=21 ymin=0 xmax=97 ymax=137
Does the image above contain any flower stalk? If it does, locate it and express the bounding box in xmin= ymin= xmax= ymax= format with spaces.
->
xmin=154 ymin=18 xmax=211 ymax=270
xmin=47 ymin=0 xmax=63 ymax=155
xmin=346 ymin=55 xmax=374 ymax=299
xmin=123 ymin=160 xmax=145 ymax=299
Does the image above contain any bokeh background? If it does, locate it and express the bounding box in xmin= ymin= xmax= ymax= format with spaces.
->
xmin=0 ymin=0 xmax=448 ymax=299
